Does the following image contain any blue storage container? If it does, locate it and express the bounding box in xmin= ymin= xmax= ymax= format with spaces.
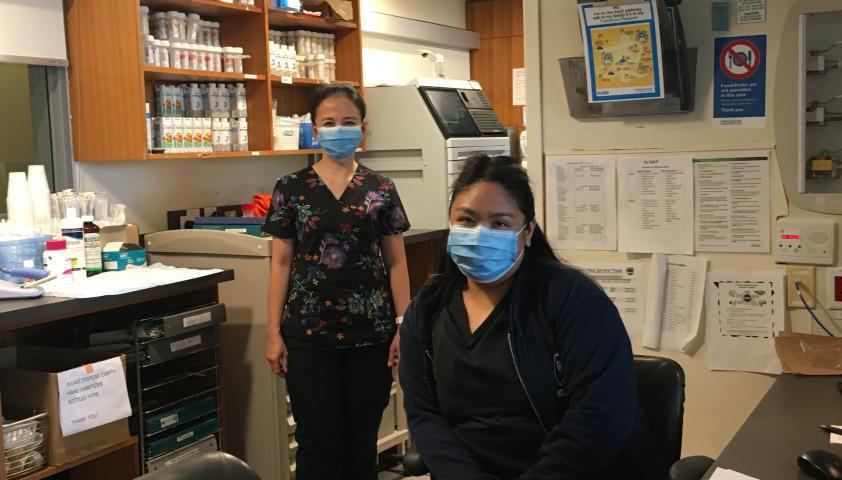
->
xmin=299 ymin=121 xmax=319 ymax=149
xmin=0 ymin=236 xmax=51 ymax=283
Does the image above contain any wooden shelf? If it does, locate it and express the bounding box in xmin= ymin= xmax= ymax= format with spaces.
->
xmin=270 ymin=76 xmax=360 ymax=88
xmin=267 ymin=8 xmax=357 ymax=31
xmin=141 ymin=0 xmax=261 ymax=17
xmin=19 ymin=437 xmax=139 ymax=480
xmin=147 ymin=149 xmax=319 ymax=159
xmin=144 ymin=66 xmax=265 ymax=83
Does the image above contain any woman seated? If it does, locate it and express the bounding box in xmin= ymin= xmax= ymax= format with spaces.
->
xmin=399 ymin=155 xmax=667 ymax=479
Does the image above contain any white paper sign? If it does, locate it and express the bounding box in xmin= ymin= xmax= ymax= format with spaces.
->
xmin=57 ymin=356 xmax=132 ymax=437
xmin=513 ymin=68 xmax=526 ymax=106
xmin=546 ymin=155 xmax=617 ymax=251
xmin=706 ymin=272 xmax=784 ymax=374
xmin=737 ymin=0 xmax=766 ymax=24
xmin=617 ymin=155 xmax=694 ymax=254
xmin=576 ymin=262 xmax=646 ymax=339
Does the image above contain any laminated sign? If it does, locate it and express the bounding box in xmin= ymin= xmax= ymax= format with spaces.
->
xmin=57 ymin=356 xmax=132 ymax=436
xmin=713 ymin=35 xmax=767 ymax=128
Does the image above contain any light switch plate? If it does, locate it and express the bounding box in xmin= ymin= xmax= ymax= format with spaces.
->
xmin=775 ymin=218 xmax=836 ymax=265
xmin=787 ymin=265 xmax=816 ymax=308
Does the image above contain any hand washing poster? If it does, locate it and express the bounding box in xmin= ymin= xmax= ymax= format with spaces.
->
xmin=578 ymin=1 xmax=664 ymax=103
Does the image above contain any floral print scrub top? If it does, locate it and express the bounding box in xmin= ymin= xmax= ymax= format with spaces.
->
xmin=263 ymin=165 xmax=411 ymax=349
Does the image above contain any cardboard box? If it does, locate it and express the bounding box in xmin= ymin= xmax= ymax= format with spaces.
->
xmin=100 ymin=224 xmax=140 ymax=245
xmin=0 ymin=347 xmax=130 ymax=466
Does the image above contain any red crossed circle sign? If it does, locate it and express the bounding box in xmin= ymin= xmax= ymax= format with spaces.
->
xmin=720 ymin=39 xmax=761 ymax=80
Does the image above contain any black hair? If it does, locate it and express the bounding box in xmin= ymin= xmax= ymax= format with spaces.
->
xmin=438 ymin=155 xmax=561 ymax=285
xmin=308 ymin=84 xmax=366 ymax=122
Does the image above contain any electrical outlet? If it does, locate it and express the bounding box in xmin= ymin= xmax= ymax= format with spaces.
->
xmin=787 ymin=265 xmax=816 ymax=308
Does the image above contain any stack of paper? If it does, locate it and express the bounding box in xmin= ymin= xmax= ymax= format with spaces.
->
xmin=709 ymin=467 xmax=760 ymax=479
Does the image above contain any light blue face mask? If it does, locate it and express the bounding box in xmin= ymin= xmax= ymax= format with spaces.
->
xmin=317 ymin=125 xmax=363 ymax=161
xmin=447 ymin=223 xmax=528 ymax=284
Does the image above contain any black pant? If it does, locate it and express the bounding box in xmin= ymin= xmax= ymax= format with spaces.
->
xmin=285 ymin=343 xmax=392 ymax=480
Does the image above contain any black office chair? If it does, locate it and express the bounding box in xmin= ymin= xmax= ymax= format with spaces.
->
xmin=135 ymin=452 xmax=261 ymax=480
xmin=403 ymin=355 xmax=714 ymax=480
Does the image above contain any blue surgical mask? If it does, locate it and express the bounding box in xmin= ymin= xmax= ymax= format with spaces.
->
xmin=317 ymin=126 xmax=363 ymax=161
xmin=447 ymin=224 xmax=527 ymax=284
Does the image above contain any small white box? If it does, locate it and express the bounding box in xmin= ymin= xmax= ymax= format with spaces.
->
xmin=775 ymin=217 xmax=836 ymax=265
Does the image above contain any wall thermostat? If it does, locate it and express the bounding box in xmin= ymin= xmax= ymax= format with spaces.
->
xmin=775 ymin=218 xmax=836 ymax=265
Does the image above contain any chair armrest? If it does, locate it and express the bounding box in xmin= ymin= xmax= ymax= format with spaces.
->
xmin=403 ymin=443 xmax=430 ymax=476
xmin=669 ymin=456 xmax=715 ymax=480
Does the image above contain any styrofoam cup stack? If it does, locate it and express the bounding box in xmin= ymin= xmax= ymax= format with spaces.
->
xmin=28 ymin=165 xmax=52 ymax=234
xmin=7 ymin=172 xmax=34 ymax=227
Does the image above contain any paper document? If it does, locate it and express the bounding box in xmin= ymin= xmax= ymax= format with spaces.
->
xmin=546 ymin=155 xmax=617 ymax=251
xmin=831 ymin=425 xmax=842 ymax=445
xmin=709 ymin=467 xmax=760 ymax=480
xmin=643 ymin=254 xmax=707 ymax=352
xmin=578 ymin=1 xmax=664 ymax=103
xmin=694 ymin=154 xmax=770 ymax=253
xmin=42 ymin=264 xmax=223 ymax=298
xmin=576 ymin=262 xmax=645 ymax=339
xmin=707 ymin=272 xmax=784 ymax=374
xmin=513 ymin=68 xmax=526 ymax=106
xmin=618 ymin=156 xmax=694 ymax=254
xmin=57 ymin=356 xmax=132 ymax=437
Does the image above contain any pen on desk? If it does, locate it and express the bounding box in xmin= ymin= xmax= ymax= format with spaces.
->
xmin=21 ymin=275 xmax=55 ymax=289
xmin=821 ymin=425 xmax=842 ymax=435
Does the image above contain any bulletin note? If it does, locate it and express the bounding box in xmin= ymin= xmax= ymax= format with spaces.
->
xmin=617 ymin=155 xmax=694 ymax=254
xmin=694 ymin=154 xmax=770 ymax=253
xmin=546 ymin=155 xmax=617 ymax=251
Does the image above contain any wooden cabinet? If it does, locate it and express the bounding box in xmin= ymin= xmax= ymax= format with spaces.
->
xmin=65 ymin=0 xmax=362 ymax=161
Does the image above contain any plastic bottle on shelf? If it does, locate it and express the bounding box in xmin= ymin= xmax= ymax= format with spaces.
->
xmin=197 ymin=44 xmax=207 ymax=71
xmin=211 ymin=22 xmax=221 ymax=47
xmin=178 ymin=43 xmax=189 ymax=70
xmin=211 ymin=46 xmax=222 ymax=72
xmin=170 ymin=42 xmax=182 ymax=69
xmin=143 ymin=35 xmax=156 ymax=65
xmin=189 ymin=83 xmax=203 ymax=117
xmin=233 ymin=47 xmax=245 ymax=73
xmin=327 ymin=58 xmax=336 ymax=82
xmin=219 ymin=84 xmax=231 ymax=117
xmin=201 ymin=20 xmax=213 ymax=46
xmin=153 ymin=12 xmax=168 ymax=40
xmin=188 ymin=44 xmax=199 ymax=70
xmin=289 ymin=46 xmax=298 ymax=78
xmin=223 ymin=47 xmax=236 ymax=73
xmin=177 ymin=12 xmax=188 ymax=41
xmin=159 ymin=40 xmax=171 ymax=68
xmin=186 ymin=13 xmax=201 ymax=43
xmin=152 ymin=39 xmax=163 ymax=66
xmin=235 ymin=83 xmax=247 ymax=117
xmin=166 ymin=11 xmax=180 ymax=41
xmin=202 ymin=45 xmax=214 ymax=72
xmin=146 ymin=103 xmax=153 ymax=152
xmin=297 ymin=54 xmax=306 ymax=78
xmin=305 ymin=54 xmax=315 ymax=79
xmin=140 ymin=6 xmax=150 ymax=36
xmin=269 ymin=42 xmax=277 ymax=76
xmin=315 ymin=54 xmax=326 ymax=82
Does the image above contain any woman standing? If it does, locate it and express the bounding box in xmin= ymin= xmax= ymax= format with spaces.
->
xmin=400 ymin=155 xmax=666 ymax=479
xmin=263 ymin=85 xmax=411 ymax=480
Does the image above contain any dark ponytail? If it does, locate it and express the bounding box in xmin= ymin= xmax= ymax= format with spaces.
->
xmin=431 ymin=155 xmax=561 ymax=293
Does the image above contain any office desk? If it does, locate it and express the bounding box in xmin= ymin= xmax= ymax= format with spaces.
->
xmin=704 ymin=375 xmax=842 ymax=479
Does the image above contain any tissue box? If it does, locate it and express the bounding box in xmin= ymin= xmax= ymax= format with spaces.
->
xmin=102 ymin=243 xmax=147 ymax=271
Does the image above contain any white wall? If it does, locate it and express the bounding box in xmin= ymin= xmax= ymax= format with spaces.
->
xmin=361 ymin=0 xmax=466 ymax=29
xmin=526 ymin=0 xmax=842 ymax=459
xmin=361 ymin=0 xmax=471 ymax=86
xmin=75 ymin=156 xmax=306 ymax=233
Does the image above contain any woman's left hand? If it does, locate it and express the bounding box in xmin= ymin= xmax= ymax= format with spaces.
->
xmin=388 ymin=331 xmax=400 ymax=377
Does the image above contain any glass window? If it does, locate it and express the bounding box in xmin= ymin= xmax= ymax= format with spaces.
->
xmin=0 ymin=63 xmax=56 ymax=214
